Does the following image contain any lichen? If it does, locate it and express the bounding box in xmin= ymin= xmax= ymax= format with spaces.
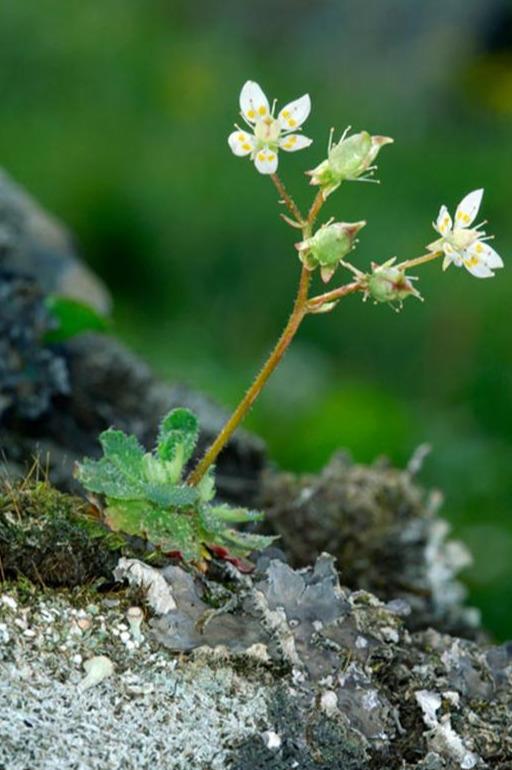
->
xmin=261 ymin=452 xmax=478 ymax=637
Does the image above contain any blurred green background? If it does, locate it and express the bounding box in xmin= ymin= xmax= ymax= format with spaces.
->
xmin=1 ymin=0 xmax=511 ymax=637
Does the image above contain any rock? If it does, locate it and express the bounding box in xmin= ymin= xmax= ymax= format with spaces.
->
xmin=1 ymin=552 xmax=511 ymax=769
xmin=0 ymin=271 xmax=69 ymax=419
xmin=260 ymin=453 xmax=480 ymax=637
xmin=0 ymin=168 xmax=110 ymax=313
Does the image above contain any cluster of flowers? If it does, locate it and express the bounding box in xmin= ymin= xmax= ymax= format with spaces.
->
xmin=228 ymin=80 xmax=503 ymax=302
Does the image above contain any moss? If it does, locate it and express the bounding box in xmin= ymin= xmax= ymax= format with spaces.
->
xmin=0 ymin=480 xmax=124 ymax=587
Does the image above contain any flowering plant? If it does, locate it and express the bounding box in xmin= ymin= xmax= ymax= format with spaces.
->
xmin=189 ymin=79 xmax=502 ymax=482
xmin=79 ymin=79 xmax=504 ymax=568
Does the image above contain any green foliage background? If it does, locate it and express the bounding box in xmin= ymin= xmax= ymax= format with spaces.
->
xmin=1 ymin=0 xmax=511 ymax=637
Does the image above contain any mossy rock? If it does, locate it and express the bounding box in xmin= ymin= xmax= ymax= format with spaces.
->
xmin=0 ymin=480 xmax=125 ymax=587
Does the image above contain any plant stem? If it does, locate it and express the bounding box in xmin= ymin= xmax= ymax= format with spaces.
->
xmin=307 ymin=190 xmax=325 ymax=229
xmin=270 ymin=173 xmax=304 ymax=224
xmin=187 ymin=266 xmax=311 ymax=485
xmin=308 ymin=280 xmax=363 ymax=310
xmin=399 ymin=251 xmax=443 ymax=270
xmin=187 ymin=175 xmax=323 ymax=486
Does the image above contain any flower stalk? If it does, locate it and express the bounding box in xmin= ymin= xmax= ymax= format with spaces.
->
xmin=187 ymin=80 xmax=503 ymax=487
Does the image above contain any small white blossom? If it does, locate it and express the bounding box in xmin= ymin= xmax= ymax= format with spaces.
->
xmin=228 ymin=80 xmax=312 ymax=174
xmin=428 ymin=189 xmax=503 ymax=278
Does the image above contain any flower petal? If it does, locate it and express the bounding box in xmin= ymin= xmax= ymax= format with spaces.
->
xmin=278 ymin=94 xmax=311 ymax=131
xmin=279 ymin=134 xmax=313 ymax=152
xmin=454 ymin=189 xmax=483 ymax=228
xmin=228 ymin=130 xmax=256 ymax=157
xmin=462 ymin=254 xmax=495 ymax=278
xmin=466 ymin=240 xmax=503 ymax=270
xmin=240 ymin=81 xmax=270 ymax=124
xmin=435 ymin=205 xmax=452 ymax=236
xmin=254 ymin=148 xmax=278 ymax=174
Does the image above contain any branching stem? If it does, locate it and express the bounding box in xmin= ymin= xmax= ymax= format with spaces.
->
xmin=188 ymin=176 xmax=351 ymax=485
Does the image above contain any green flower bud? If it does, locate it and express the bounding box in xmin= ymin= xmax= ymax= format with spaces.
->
xmin=307 ymin=130 xmax=393 ymax=198
xmin=366 ymin=259 xmax=421 ymax=307
xmin=296 ymin=221 xmax=366 ymax=282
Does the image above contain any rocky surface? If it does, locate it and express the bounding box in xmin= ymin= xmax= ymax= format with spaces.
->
xmin=1 ymin=553 xmax=511 ymax=770
xmin=261 ymin=452 xmax=480 ymax=639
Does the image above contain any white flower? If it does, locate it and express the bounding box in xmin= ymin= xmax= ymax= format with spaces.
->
xmin=428 ymin=189 xmax=503 ymax=278
xmin=228 ymin=80 xmax=312 ymax=174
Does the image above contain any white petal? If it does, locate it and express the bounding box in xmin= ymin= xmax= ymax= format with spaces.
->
xmin=240 ymin=81 xmax=270 ymax=124
xmin=454 ymin=189 xmax=483 ymax=228
xmin=463 ymin=256 xmax=495 ymax=278
xmin=466 ymin=240 xmax=503 ymax=270
xmin=435 ymin=205 xmax=452 ymax=236
xmin=254 ymin=148 xmax=278 ymax=174
xmin=228 ymin=130 xmax=256 ymax=157
xmin=278 ymin=94 xmax=311 ymax=131
xmin=481 ymin=242 xmax=503 ymax=269
xmin=279 ymin=134 xmax=312 ymax=152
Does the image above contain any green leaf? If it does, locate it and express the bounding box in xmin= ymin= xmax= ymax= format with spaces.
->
xmin=196 ymin=468 xmax=216 ymax=503
xmin=209 ymin=504 xmax=264 ymax=524
xmin=77 ymin=407 xmax=274 ymax=565
xmin=77 ymin=457 xmax=143 ymax=499
xmin=77 ymin=429 xmax=147 ymax=499
xmin=44 ymin=295 xmax=109 ymax=343
xmin=144 ymin=483 xmax=198 ymax=508
xmin=147 ymin=510 xmax=203 ymax=561
xmin=157 ymin=408 xmax=199 ymax=463
xmin=104 ymin=500 xmax=153 ymax=536
xmin=215 ymin=529 xmax=278 ymax=556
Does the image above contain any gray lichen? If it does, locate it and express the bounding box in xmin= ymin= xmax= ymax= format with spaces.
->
xmin=260 ymin=452 xmax=479 ymax=637
xmin=2 ymin=552 xmax=511 ymax=769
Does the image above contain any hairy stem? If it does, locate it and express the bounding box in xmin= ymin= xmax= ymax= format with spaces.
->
xmin=270 ymin=173 xmax=304 ymax=223
xmin=399 ymin=251 xmax=443 ymax=270
xmin=308 ymin=280 xmax=363 ymax=310
xmin=187 ymin=176 xmax=324 ymax=486
xmin=187 ymin=266 xmax=311 ymax=485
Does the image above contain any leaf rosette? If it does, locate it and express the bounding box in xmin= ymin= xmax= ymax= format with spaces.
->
xmin=77 ymin=408 xmax=275 ymax=565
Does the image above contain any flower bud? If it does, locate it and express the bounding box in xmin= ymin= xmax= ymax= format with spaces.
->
xmin=296 ymin=221 xmax=366 ymax=282
xmin=366 ymin=259 xmax=421 ymax=307
xmin=307 ymin=130 xmax=393 ymax=198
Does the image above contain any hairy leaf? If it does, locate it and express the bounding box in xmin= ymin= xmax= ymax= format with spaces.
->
xmin=78 ymin=408 xmax=275 ymax=567
xmin=157 ymin=408 xmax=199 ymax=463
